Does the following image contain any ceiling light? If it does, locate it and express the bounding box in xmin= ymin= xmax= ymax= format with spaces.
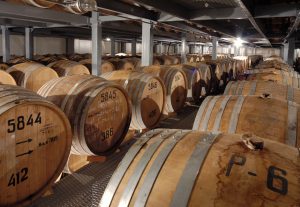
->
xmin=105 ymin=37 xmax=111 ymax=41
xmin=234 ymin=37 xmax=243 ymax=47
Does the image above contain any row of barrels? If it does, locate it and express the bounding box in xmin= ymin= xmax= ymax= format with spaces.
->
xmin=0 ymin=62 xmax=203 ymax=206
xmin=98 ymin=57 xmax=300 ymax=206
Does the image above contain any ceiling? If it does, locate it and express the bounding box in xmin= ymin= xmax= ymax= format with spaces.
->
xmin=0 ymin=0 xmax=299 ymax=48
xmin=106 ymin=0 xmax=300 ymax=47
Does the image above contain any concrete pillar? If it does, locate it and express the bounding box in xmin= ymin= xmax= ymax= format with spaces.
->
xmin=1 ymin=26 xmax=10 ymax=62
xmin=212 ymin=37 xmax=218 ymax=60
xmin=141 ymin=20 xmax=153 ymax=66
xmin=181 ymin=35 xmax=187 ymax=63
xmin=131 ymin=38 xmax=136 ymax=56
xmin=25 ymin=27 xmax=34 ymax=59
xmin=111 ymin=36 xmax=115 ymax=57
xmin=66 ymin=37 xmax=74 ymax=56
xmin=91 ymin=11 xmax=102 ymax=76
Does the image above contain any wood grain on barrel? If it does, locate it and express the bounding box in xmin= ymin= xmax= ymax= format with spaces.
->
xmin=7 ymin=62 xmax=59 ymax=92
xmin=224 ymin=80 xmax=300 ymax=104
xmin=172 ymin=64 xmax=201 ymax=102
xmin=0 ymin=70 xmax=17 ymax=85
xmin=193 ymin=95 xmax=300 ymax=147
xmin=0 ymin=85 xmax=72 ymax=206
xmin=38 ymin=75 xmax=131 ymax=155
xmin=102 ymin=70 xmax=165 ymax=129
xmin=79 ymin=59 xmax=115 ymax=74
xmin=48 ymin=60 xmax=90 ymax=76
xmin=142 ymin=65 xmax=187 ymax=113
xmin=101 ymin=129 xmax=300 ymax=207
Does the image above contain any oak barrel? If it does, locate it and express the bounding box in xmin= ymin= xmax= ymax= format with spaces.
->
xmin=0 ymin=70 xmax=17 ymax=85
xmin=187 ymin=62 xmax=213 ymax=97
xmin=0 ymin=84 xmax=72 ymax=206
xmin=193 ymin=95 xmax=300 ymax=147
xmin=110 ymin=59 xmax=135 ymax=71
xmin=79 ymin=59 xmax=115 ymax=74
xmin=38 ymin=75 xmax=131 ymax=155
xmin=23 ymin=0 xmax=55 ymax=8
xmin=0 ymin=63 xmax=9 ymax=70
xmin=245 ymin=69 xmax=299 ymax=88
xmin=101 ymin=70 xmax=165 ymax=129
xmin=142 ymin=65 xmax=187 ymax=113
xmin=171 ymin=64 xmax=201 ymax=102
xmin=48 ymin=60 xmax=90 ymax=76
xmin=224 ymin=80 xmax=300 ymax=104
xmin=101 ymin=129 xmax=300 ymax=207
xmin=7 ymin=62 xmax=59 ymax=92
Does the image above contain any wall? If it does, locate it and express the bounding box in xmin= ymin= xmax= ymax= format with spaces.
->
xmin=0 ymin=35 xmax=285 ymax=58
xmin=0 ymin=34 xmax=66 ymax=56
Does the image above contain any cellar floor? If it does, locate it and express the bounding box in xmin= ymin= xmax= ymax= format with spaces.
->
xmin=31 ymin=103 xmax=200 ymax=207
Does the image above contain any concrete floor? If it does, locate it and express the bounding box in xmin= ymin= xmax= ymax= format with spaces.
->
xmin=157 ymin=103 xmax=200 ymax=130
xmin=31 ymin=103 xmax=201 ymax=207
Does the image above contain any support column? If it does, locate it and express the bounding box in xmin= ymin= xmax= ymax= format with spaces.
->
xmin=66 ymin=37 xmax=74 ymax=56
xmin=234 ymin=46 xmax=239 ymax=56
xmin=181 ymin=35 xmax=187 ymax=63
xmin=212 ymin=37 xmax=218 ymax=60
xmin=120 ymin=42 xmax=126 ymax=53
xmin=141 ymin=20 xmax=153 ymax=66
xmin=25 ymin=27 xmax=34 ymax=59
xmin=280 ymin=45 xmax=284 ymax=59
xmin=284 ymin=37 xmax=295 ymax=65
xmin=131 ymin=38 xmax=136 ymax=56
xmin=284 ymin=43 xmax=289 ymax=63
xmin=159 ymin=42 xmax=163 ymax=55
xmin=1 ymin=26 xmax=10 ymax=63
xmin=175 ymin=44 xmax=180 ymax=55
xmin=111 ymin=36 xmax=115 ymax=57
xmin=91 ymin=11 xmax=102 ymax=76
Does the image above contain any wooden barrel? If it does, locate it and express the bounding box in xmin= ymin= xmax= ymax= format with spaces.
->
xmin=7 ymin=56 xmax=30 ymax=65
xmin=79 ymin=59 xmax=115 ymax=74
xmin=48 ymin=60 xmax=90 ymax=76
xmin=171 ymin=64 xmax=201 ymax=102
xmin=101 ymin=70 xmax=165 ymax=129
xmin=100 ymin=128 xmax=300 ymax=207
xmin=224 ymin=80 xmax=300 ymax=104
xmin=68 ymin=54 xmax=84 ymax=62
xmin=0 ymin=63 xmax=9 ymax=70
xmin=0 ymin=84 xmax=72 ymax=206
xmin=38 ymin=55 xmax=67 ymax=66
xmin=187 ymin=63 xmax=212 ymax=97
xmin=161 ymin=56 xmax=173 ymax=65
xmin=142 ymin=65 xmax=187 ymax=113
xmin=152 ymin=57 xmax=163 ymax=65
xmin=0 ymin=70 xmax=17 ymax=85
xmin=224 ymin=60 xmax=236 ymax=81
xmin=256 ymin=60 xmax=291 ymax=71
xmin=23 ymin=0 xmax=55 ymax=8
xmin=7 ymin=62 xmax=59 ymax=92
xmin=110 ymin=59 xmax=135 ymax=71
xmin=125 ymin=57 xmax=141 ymax=69
xmin=245 ymin=69 xmax=298 ymax=88
xmin=205 ymin=62 xmax=224 ymax=94
xmin=63 ymin=0 xmax=97 ymax=14
xmin=38 ymin=75 xmax=131 ymax=155
xmin=193 ymin=95 xmax=300 ymax=147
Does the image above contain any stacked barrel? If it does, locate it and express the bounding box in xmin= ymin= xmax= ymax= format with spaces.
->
xmin=100 ymin=128 xmax=300 ymax=207
xmin=100 ymin=56 xmax=300 ymax=206
xmin=193 ymin=56 xmax=300 ymax=147
xmin=0 ymin=84 xmax=72 ymax=206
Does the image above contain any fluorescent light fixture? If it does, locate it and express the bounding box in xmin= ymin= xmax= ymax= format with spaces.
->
xmin=234 ymin=37 xmax=243 ymax=47
xmin=105 ymin=37 xmax=111 ymax=41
